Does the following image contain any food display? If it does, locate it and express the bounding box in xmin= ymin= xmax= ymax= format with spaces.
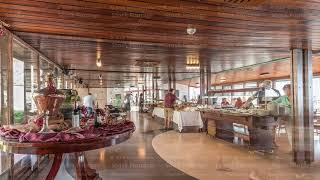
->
xmin=33 ymin=73 xmax=67 ymax=132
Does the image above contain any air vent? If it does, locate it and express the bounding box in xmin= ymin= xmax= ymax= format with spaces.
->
xmin=259 ymin=72 xmax=270 ymax=76
xmin=222 ymin=0 xmax=267 ymax=5
xmin=135 ymin=60 xmax=160 ymax=67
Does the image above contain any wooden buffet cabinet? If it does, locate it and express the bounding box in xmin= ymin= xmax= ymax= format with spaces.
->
xmin=201 ymin=110 xmax=278 ymax=151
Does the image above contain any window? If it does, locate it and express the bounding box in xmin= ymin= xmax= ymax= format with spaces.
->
xmin=313 ymin=77 xmax=320 ymax=111
xmin=275 ymin=80 xmax=290 ymax=96
xmin=13 ymin=58 xmax=25 ymax=123
xmin=244 ymin=82 xmax=258 ymax=105
xmin=233 ymin=83 xmax=244 ymax=97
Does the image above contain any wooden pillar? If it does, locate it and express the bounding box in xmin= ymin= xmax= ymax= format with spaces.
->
xmin=172 ymin=67 xmax=176 ymax=90
xmin=291 ymin=49 xmax=314 ymax=165
xmin=152 ymin=71 xmax=155 ymax=102
xmin=200 ymin=65 xmax=207 ymax=104
xmin=168 ymin=65 xmax=172 ymax=90
xmin=155 ymin=67 xmax=159 ymax=100
xmin=206 ymin=62 xmax=211 ymax=105
xmin=144 ymin=74 xmax=147 ymax=101
xmin=7 ymin=33 xmax=13 ymax=125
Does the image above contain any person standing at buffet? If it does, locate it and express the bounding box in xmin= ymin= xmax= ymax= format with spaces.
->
xmin=124 ymin=93 xmax=131 ymax=112
xmin=83 ymin=92 xmax=96 ymax=115
xmin=164 ymin=89 xmax=177 ymax=130
xmin=272 ymin=84 xmax=292 ymax=148
xmin=243 ymin=80 xmax=281 ymax=108
xmin=139 ymin=93 xmax=144 ymax=113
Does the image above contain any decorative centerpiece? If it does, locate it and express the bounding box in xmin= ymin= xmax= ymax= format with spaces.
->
xmin=33 ymin=73 xmax=66 ymax=133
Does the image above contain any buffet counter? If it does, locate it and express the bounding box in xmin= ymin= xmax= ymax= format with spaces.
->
xmin=201 ymin=110 xmax=277 ymax=152
xmin=152 ymin=107 xmax=203 ymax=132
xmin=152 ymin=107 xmax=165 ymax=119
xmin=173 ymin=111 xmax=203 ymax=132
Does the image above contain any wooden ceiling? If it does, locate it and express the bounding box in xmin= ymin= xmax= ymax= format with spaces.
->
xmin=1 ymin=0 xmax=320 ymax=87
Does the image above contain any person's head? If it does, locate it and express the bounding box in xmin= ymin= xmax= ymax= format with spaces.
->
xmin=237 ymin=97 xmax=242 ymax=101
xmin=88 ymin=92 xmax=92 ymax=95
xmin=283 ymin=84 xmax=291 ymax=96
xmin=260 ymin=80 xmax=272 ymax=89
xmin=140 ymin=93 xmax=143 ymax=96
xmin=222 ymin=98 xmax=227 ymax=102
xmin=169 ymin=89 xmax=175 ymax=94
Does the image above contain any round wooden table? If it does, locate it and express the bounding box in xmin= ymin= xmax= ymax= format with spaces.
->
xmin=0 ymin=130 xmax=133 ymax=180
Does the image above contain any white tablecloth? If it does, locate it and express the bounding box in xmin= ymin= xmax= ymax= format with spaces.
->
xmin=152 ymin=107 xmax=165 ymax=119
xmin=173 ymin=111 xmax=203 ymax=132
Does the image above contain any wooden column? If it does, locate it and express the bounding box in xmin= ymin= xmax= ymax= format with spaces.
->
xmin=206 ymin=62 xmax=211 ymax=105
xmin=7 ymin=33 xmax=13 ymax=125
xmin=200 ymin=65 xmax=207 ymax=104
xmin=144 ymin=74 xmax=147 ymax=101
xmin=152 ymin=71 xmax=155 ymax=102
xmin=172 ymin=66 xmax=176 ymax=90
xmin=168 ymin=65 xmax=172 ymax=90
xmin=155 ymin=67 xmax=159 ymax=100
xmin=291 ymin=49 xmax=314 ymax=165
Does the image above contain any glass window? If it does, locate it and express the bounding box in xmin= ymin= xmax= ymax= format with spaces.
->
xmin=222 ymin=85 xmax=232 ymax=103
xmin=233 ymin=83 xmax=244 ymax=98
xmin=12 ymin=39 xmax=39 ymax=123
xmin=244 ymin=82 xmax=258 ymax=105
xmin=244 ymin=82 xmax=257 ymax=88
xmin=13 ymin=58 xmax=25 ymax=123
xmin=40 ymin=57 xmax=49 ymax=89
xmin=215 ymin=86 xmax=222 ymax=90
xmin=313 ymin=77 xmax=320 ymax=111
xmin=188 ymin=86 xmax=200 ymax=102
xmin=275 ymin=80 xmax=290 ymax=96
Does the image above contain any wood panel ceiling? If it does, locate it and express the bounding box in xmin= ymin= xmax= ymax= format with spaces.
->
xmin=1 ymin=0 xmax=320 ymax=87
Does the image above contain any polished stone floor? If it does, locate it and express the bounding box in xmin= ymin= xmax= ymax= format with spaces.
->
xmin=32 ymin=112 xmax=196 ymax=180
xmin=30 ymin=112 xmax=320 ymax=180
xmin=152 ymin=131 xmax=320 ymax=180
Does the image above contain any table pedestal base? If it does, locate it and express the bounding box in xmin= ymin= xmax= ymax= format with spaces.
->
xmin=46 ymin=153 xmax=99 ymax=180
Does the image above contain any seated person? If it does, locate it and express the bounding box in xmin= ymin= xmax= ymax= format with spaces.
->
xmin=221 ymin=98 xmax=230 ymax=107
xmin=234 ymin=97 xmax=243 ymax=109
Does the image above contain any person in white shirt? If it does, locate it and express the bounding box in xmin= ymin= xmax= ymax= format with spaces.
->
xmin=83 ymin=93 xmax=95 ymax=114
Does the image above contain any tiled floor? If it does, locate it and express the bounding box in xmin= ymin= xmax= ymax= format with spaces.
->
xmin=32 ymin=112 xmax=196 ymax=180
xmin=152 ymin=130 xmax=320 ymax=180
xmin=30 ymin=112 xmax=320 ymax=180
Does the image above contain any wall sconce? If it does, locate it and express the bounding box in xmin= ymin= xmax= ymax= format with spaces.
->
xmin=186 ymin=54 xmax=200 ymax=70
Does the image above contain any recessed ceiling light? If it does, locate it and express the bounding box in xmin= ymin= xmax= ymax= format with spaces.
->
xmin=187 ymin=26 xmax=196 ymax=35
xmin=220 ymin=77 xmax=227 ymax=82
xmin=96 ymin=58 xmax=102 ymax=67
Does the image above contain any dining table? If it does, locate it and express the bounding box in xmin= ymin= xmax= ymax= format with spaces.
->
xmin=0 ymin=121 xmax=135 ymax=180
